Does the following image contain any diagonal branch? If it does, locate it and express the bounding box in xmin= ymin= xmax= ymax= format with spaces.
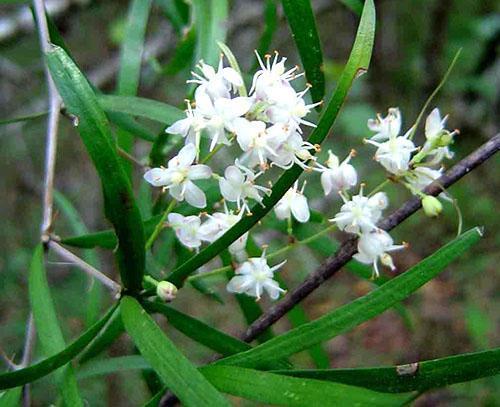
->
xmin=242 ymin=134 xmax=500 ymax=342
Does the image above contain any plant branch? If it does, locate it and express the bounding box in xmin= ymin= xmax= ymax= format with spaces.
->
xmin=242 ymin=134 xmax=500 ymax=342
xmin=48 ymin=241 xmax=122 ymax=296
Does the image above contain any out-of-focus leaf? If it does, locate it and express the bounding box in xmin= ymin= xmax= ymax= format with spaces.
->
xmin=47 ymin=46 xmax=146 ymax=292
xmin=200 ymin=365 xmax=410 ymax=406
xmin=120 ymin=296 xmax=230 ymax=406
xmin=254 ymin=0 xmax=278 ymax=63
xmin=0 ymin=304 xmax=117 ymax=390
xmin=282 ymin=0 xmax=325 ymax=103
xmin=165 ymin=0 xmax=376 ymax=288
xmin=163 ymin=27 xmax=196 ymax=75
xmin=0 ymin=387 xmax=22 ymax=407
xmin=0 ymin=111 xmax=48 ymax=125
xmin=157 ymin=0 xmax=190 ymax=33
xmin=78 ymin=355 xmax=150 ymax=379
xmin=215 ymin=228 xmax=483 ymax=368
xmin=273 ymin=348 xmax=500 ymax=393
xmin=98 ymin=95 xmax=183 ymax=125
xmin=338 ymin=0 xmax=363 ymax=15
xmin=106 ymin=111 xmax=157 ymax=142
xmin=28 ymin=244 xmax=83 ymax=406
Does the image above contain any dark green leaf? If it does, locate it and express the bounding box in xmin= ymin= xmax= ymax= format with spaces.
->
xmin=120 ymin=296 xmax=230 ymax=406
xmin=282 ymin=0 xmax=325 ymax=103
xmin=165 ymin=0 xmax=376 ymax=287
xmin=254 ymin=0 xmax=278 ymax=63
xmin=106 ymin=111 xmax=157 ymax=142
xmin=0 ymin=304 xmax=117 ymax=390
xmin=98 ymin=95 xmax=184 ymax=125
xmin=46 ymin=46 xmax=146 ymax=292
xmin=200 ymin=366 xmax=410 ymax=406
xmin=273 ymin=348 xmax=500 ymax=393
xmin=163 ymin=28 xmax=196 ymax=75
xmin=157 ymin=0 xmax=190 ymax=33
xmin=28 ymin=244 xmax=83 ymax=406
xmin=215 ymin=228 xmax=483 ymax=368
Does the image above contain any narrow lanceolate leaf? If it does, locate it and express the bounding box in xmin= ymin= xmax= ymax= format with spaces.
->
xmin=28 ymin=245 xmax=83 ymax=406
xmin=215 ymin=228 xmax=483 ymax=368
xmin=282 ymin=0 xmax=325 ymax=103
xmin=0 ymin=387 xmax=22 ymax=407
xmin=46 ymin=46 xmax=145 ymax=293
xmin=273 ymin=348 xmax=500 ymax=393
xmin=254 ymin=0 xmax=278 ymax=60
xmin=116 ymin=0 xmax=153 ymax=176
xmin=200 ymin=366 xmax=410 ymax=406
xmin=77 ymin=355 xmax=150 ymax=379
xmin=0 ymin=304 xmax=117 ymax=390
xmin=120 ymin=297 xmax=230 ymax=406
xmin=166 ymin=0 xmax=375 ymax=287
xmin=98 ymin=95 xmax=184 ymax=127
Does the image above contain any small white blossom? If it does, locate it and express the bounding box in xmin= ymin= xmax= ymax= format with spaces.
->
xmin=421 ymin=108 xmax=456 ymax=164
xmin=219 ymin=162 xmax=270 ymax=211
xmin=195 ymin=87 xmax=253 ymax=151
xmin=165 ymin=100 xmax=207 ymax=149
xmin=270 ymin=130 xmax=317 ymax=170
xmin=144 ymin=143 xmax=212 ymax=208
xmin=274 ymin=181 xmax=310 ymax=223
xmin=406 ymin=166 xmax=443 ymax=191
xmin=317 ymin=150 xmax=358 ymax=195
xmin=233 ymin=119 xmax=287 ymax=168
xmin=187 ymin=58 xmax=243 ymax=100
xmin=353 ymin=228 xmax=406 ymax=278
xmin=167 ymin=212 xmax=202 ymax=249
xmin=367 ymin=108 xmax=402 ymax=141
xmin=226 ymin=252 xmax=286 ymax=300
xmin=331 ymin=188 xmax=388 ymax=234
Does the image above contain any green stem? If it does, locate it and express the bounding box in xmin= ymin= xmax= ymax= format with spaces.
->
xmin=200 ymin=135 xmax=235 ymax=164
xmin=367 ymin=179 xmax=391 ymax=197
xmin=145 ymin=200 xmax=177 ymax=250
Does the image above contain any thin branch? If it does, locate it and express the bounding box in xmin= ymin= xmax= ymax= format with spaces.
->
xmin=48 ymin=241 xmax=122 ymax=296
xmin=242 ymin=134 xmax=500 ymax=342
xmin=20 ymin=313 xmax=35 ymax=407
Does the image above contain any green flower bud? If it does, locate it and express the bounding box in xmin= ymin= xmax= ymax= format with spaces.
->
xmin=438 ymin=131 xmax=454 ymax=147
xmin=422 ymin=195 xmax=442 ymax=217
xmin=156 ymin=281 xmax=178 ymax=302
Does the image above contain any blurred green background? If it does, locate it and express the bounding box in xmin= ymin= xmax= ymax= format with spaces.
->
xmin=0 ymin=0 xmax=498 ymax=405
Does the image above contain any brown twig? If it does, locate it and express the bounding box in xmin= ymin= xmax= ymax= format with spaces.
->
xmin=241 ymin=134 xmax=500 ymax=342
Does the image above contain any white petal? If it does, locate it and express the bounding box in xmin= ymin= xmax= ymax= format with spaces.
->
xmin=168 ymin=184 xmax=184 ymax=201
xmin=291 ymin=194 xmax=310 ymax=223
xmin=225 ymin=165 xmax=245 ymax=183
xmin=274 ymin=201 xmax=290 ymax=220
xmin=167 ymin=212 xmax=184 ymax=226
xmin=166 ymin=118 xmax=191 ymax=136
xmin=144 ymin=168 xmax=170 ymax=187
xmin=227 ymin=275 xmax=253 ymax=294
xmin=425 ymin=108 xmax=443 ymax=140
xmin=263 ymin=280 xmax=284 ymax=300
xmin=189 ymin=164 xmax=212 ymax=180
xmin=194 ymin=87 xmax=215 ymax=114
xmin=222 ymin=67 xmax=244 ymax=86
xmin=219 ymin=178 xmax=240 ymax=202
xmin=184 ymin=181 xmax=206 ymax=208
xmin=177 ymin=143 xmax=196 ymax=166
xmin=321 ymin=171 xmax=334 ymax=195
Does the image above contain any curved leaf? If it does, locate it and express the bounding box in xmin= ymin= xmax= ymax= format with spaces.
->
xmin=120 ymin=296 xmax=230 ymax=406
xmin=282 ymin=0 xmax=325 ymax=103
xmin=200 ymin=366 xmax=410 ymax=406
xmin=78 ymin=355 xmax=150 ymax=379
xmin=29 ymin=245 xmax=82 ymax=406
xmin=273 ymin=348 xmax=500 ymax=393
xmin=46 ymin=46 xmax=145 ymax=292
xmin=0 ymin=304 xmax=117 ymax=390
xmin=215 ymin=228 xmax=483 ymax=368
xmin=166 ymin=0 xmax=376 ymax=287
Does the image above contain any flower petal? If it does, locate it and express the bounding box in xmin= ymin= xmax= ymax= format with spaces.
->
xmin=291 ymin=194 xmax=310 ymax=223
xmin=189 ymin=164 xmax=212 ymax=180
xmin=184 ymin=181 xmax=206 ymax=208
xmin=144 ymin=168 xmax=170 ymax=187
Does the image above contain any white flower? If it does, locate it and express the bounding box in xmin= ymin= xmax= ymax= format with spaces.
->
xmin=421 ymin=108 xmax=456 ymax=164
xmin=226 ymin=252 xmax=286 ymax=300
xmin=406 ymin=166 xmax=443 ymax=191
xmin=317 ymin=150 xmax=358 ymax=195
xmin=331 ymin=188 xmax=388 ymax=234
xmin=219 ymin=162 xmax=270 ymax=211
xmin=233 ymin=119 xmax=287 ymax=168
xmin=274 ymin=181 xmax=310 ymax=223
xmin=194 ymin=87 xmax=253 ymax=151
xmin=165 ymin=100 xmax=207 ymax=149
xmin=250 ymin=51 xmax=302 ymax=100
xmin=353 ymin=229 xmax=406 ymax=278
xmin=270 ymin=129 xmax=317 ymax=170
xmin=198 ymin=208 xmax=248 ymax=256
xmin=144 ymin=143 xmax=212 ymax=208
xmin=367 ymin=108 xmax=402 ymax=141
xmin=365 ymin=128 xmax=417 ymax=175
xmin=156 ymin=281 xmax=178 ymax=302
xmin=167 ymin=213 xmax=202 ymax=249
xmin=187 ymin=58 xmax=243 ymax=100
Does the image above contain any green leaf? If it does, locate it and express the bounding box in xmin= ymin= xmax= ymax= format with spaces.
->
xmin=98 ymin=95 xmax=184 ymax=125
xmin=106 ymin=111 xmax=157 ymax=142
xmin=165 ymin=0 xmax=376 ymax=287
xmin=273 ymin=348 xmax=500 ymax=393
xmin=120 ymin=296 xmax=230 ymax=406
xmin=338 ymin=0 xmax=363 ymax=16
xmin=0 ymin=111 xmax=48 ymax=125
xmin=163 ymin=27 xmax=196 ymax=75
xmin=215 ymin=227 xmax=483 ymax=368
xmin=192 ymin=0 xmax=228 ymax=66
xmin=200 ymin=366 xmax=410 ymax=406
xmin=78 ymin=355 xmax=150 ymax=379
xmin=54 ymin=190 xmax=103 ymax=327
xmin=46 ymin=46 xmax=146 ymax=292
xmin=157 ymin=0 xmax=190 ymax=33
xmin=28 ymin=245 xmax=83 ymax=406
xmin=254 ymin=0 xmax=278 ymax=63
xmin=0 ymin=387 xmax=22 ymax=407
xmin=0 ymin=304 xmax=117 ymax=390
xmin=282 ymin=0 xmax=325 ymax=103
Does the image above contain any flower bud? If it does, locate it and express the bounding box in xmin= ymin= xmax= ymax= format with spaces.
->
xmin=422 ymin=195 xmax=442 ymax=217
xmin=156 ymin=281 xmax=178 ymax=302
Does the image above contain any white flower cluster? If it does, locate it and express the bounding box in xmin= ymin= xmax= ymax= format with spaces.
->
xmin=143 ymin=47 xmax=458 ymax=299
